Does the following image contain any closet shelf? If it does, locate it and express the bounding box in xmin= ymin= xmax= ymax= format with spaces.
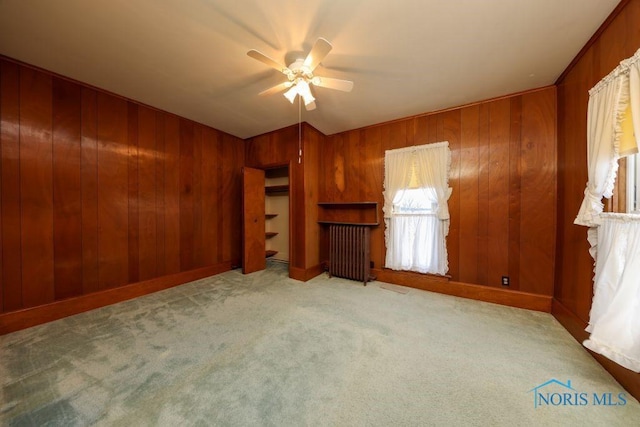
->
xmin=265 ymin=213 xmax=278 ymax=219
xmin=265 ymin=232 xmax=279 ymax=238
xmin=265 ymin=250 xmax=278 ymax=258
xmin=265 ymin=185 xmax=289 ymax=195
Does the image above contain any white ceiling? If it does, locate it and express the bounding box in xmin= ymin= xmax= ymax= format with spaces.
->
xmin=0 ymin=0 xmax=619 ymax=139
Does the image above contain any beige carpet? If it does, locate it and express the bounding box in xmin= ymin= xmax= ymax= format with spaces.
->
xmin=1 ymin=260 xmax=639 ymax=426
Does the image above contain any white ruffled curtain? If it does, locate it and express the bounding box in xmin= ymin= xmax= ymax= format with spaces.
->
xmin=583 ymin=214 xmax=640 ymax=372
xmin=383 ymin=141 xmax=451 ymax=275
xmin=575 ymin=48 xmax=640 ymax=372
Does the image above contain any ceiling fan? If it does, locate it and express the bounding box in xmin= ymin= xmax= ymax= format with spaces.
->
xmin=247 ymin=38 xmax=354 ymax=111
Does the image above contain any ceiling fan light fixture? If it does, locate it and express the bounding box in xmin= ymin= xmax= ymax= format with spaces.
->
xmin=283 ymin=79 xmax=315 ymax=105
xmin=249 ymin=38 xmax=352 ymax=109
xmin=284 ymin=85 xmax=298 ymax=104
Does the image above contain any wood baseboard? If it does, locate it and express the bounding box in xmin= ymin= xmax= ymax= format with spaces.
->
xmin=0 ymin=261 xmax=234 ymax=335
xmin=372 ymin=268 xmax=552 ymax=312
xmin=552 ymin=299 xmax=640 ymax=402
xmin=289 ymin=264 xmax=324 ymax=282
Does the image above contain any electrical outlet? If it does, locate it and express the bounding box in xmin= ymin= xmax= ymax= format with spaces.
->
xmin=502 ymin=276 xmax=510 ymax=287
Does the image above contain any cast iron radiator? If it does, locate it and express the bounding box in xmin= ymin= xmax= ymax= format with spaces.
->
xmin=328 ymin=224 xmax=373 ymax=285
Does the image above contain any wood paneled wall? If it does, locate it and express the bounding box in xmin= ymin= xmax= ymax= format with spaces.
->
xmin=319 ymin=87 xmax=557 ymax=295
xmin=555 ymin=0 xmax=640 ymax=398
xmin=244 ymin=123 xmax=323 ymax=279
xmin=0 ymin=58 xmax=244 ymax=314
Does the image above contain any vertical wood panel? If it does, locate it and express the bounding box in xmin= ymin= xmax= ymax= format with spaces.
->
xmin=520 ymin=89 xmax=556 ymax=295
xmin=155 ymin=112 xmax=166 ymax=277
xmin=127 ymin=103 xmax=139 ymax=283
xmin=459 ymin=105 xmax=480 ymax=284
xmin=179 ymin=119 xmax=194 ymax=271
xmin=304 ymin=125 xmax=320 ymax=268
xmin=193 ymin=125 xmax=203 ymax=268
xmin=443 ymin=110 xmax=461 ymax=280
xmin=202 ymin=127 xmax=220 ymax=264
xmin=477 ymin=103 xmax=491 ymax=286
xmin=0 ymin=62 xmax=3 ymax=312
xmin=52 ymin=78 xmax=82 ymax=300
xmin=1 ymin=58 xmax=244 ymax=317
xmin=221 ymin=134 xmax=234 ymax=262
xmin=508 ymin=96 xmax=522 ymax=290
xmin=363 ymin=125 xmax=384 ymax=269
xmin=137 ymin=105 xmax=157 ymax=280
xmin=97 ymin=92 xmax=128 ymax=289
xmin=345 ymin=130 xmax=362 ymax=201
xmin=163 ymin=114 xmax=180 ymax=274
xmin=81 ymin=88 xmax=99 ymax=294
xmin=230 ymin=134 xmax=244 ymax=262
xmin=20 ymin=67 xmax=54 ymax=308
xmin=486 ymin=99 xmax=511 ymax=288
xmin=555 ymin=0 xmax=640 ymax=398
xmin=1 ymin=60 xmax=22 ymax=311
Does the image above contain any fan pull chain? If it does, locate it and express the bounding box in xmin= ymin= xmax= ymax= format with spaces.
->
xmin=298 ymin=94 xmax=302 ymax=164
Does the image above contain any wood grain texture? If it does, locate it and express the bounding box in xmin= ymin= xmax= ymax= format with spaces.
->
xmin=520 ymin=89 xmax=556 ymax=295
xmin=128 ymin=102 xmax=139 ymax=284
xmin=477 ymin=103 xmax=491 ymax=286
xmin=179 ymin=119 xmax=195 ymax=271
xmin=487 ymin=99 xmax=511 ymax=288
xmin=373 ymin=268 xmax=552 ymax=312
xmin=192 ymin=124 xmax=204 ymax=268
xmin=20 ymin=67 xmax=55 ymax=308
xmin=508 ymin=97 xmax=522 ymax=291
xmin=303 ymin=125 xmax=320 ymax=269
xmin=443 ymin=110 xmax=461 ymax=281
xmin=202 ymin=127 xmax=220 ymax=265
xmin=458 ymin=105 xmax=480 ymax=284
xmin=163 ymin=114 xmax=180 ymax=275
xmin=1 ymin=60 xmax=22 ymax=312
xmin=137 ymin=106 xmax=157 ymax=281
xmin=81 ymin=88 xmax=99 ymax=294
xmin=244 ymin=124 xmax=318 ymax=275
xmin=154 ymin=112 xmax=166 ymax=277
xmin=0 ymin=62 xmax=2 ymax=312
xmin=0 ymin=56 xmax=244 ymax=319
xmin=97 ymin=93 xmax=129 ymax=289
xmin=0 ymin=262 xmax=233 ymax=335
xmin=242 ymin=167 xmax=265 ymax=273
xmin=554 ymin=0 xmax=640 ymax=398
xmin=52 ymin=78 xmax=83 ymax=300
xmin=318 ymin=87 xmax=557 ymax=296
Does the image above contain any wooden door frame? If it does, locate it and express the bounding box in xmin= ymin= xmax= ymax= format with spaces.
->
xmin=262 ymin=162 xmax=293 ymax=271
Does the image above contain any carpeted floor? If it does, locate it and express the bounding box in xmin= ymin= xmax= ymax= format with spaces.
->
xmin=1 ymin=261 xmax=639 ymax=426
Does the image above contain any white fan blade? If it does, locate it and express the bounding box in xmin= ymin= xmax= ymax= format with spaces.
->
xmin=312 ymin=77 xmax=354 ymax=92
xmin=247 ymin=50 xmax=288 ymax=74
xmin=305 ymin=101 xmax=317 ymax=111
xmin=259 ymin=81 xmax=292 ymax=96
xmin=303 ymin=38 xmax=332 ymax=71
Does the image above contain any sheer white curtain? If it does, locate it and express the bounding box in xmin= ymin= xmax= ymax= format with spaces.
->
xmin=583 ymin=213 xmax=640 ymax=372
xmin=384 ymin=142 xmax=451 ymax=275
xmin=575 ymin=48 xmax=640 ymax=256
xmin=575 ymin=48 xmax=640 ymax=372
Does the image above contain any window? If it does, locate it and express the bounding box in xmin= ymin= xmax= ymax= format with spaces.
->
xmin=626 ymin=153 xmax=640 ymax=214
xmin=383 ymin=142 xmax=451 ymax=276
xmin=576 ymin=48 xmax=640 ymax=373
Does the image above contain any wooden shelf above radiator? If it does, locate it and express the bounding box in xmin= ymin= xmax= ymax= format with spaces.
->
xmin=317 ymin=201 xmax=379 ymax=226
